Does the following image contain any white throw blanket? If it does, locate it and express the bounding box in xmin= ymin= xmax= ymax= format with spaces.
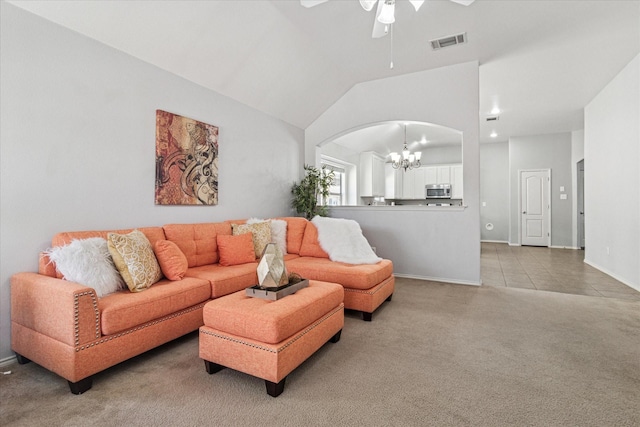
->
xmin=312 ymin=216 xmax=382 ymax=265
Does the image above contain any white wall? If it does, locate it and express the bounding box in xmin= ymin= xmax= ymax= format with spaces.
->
xmin=480 ymin=142 xmax=509 ymax=242
xmin=508 ymin=133 xmax=573 ymax=247
xmin=0 ymin=4 xmax=303 ymax=361
xmin=584 ymin=54 xmax=639 ymax=290
xmin=307 ymin=62 xmax=481 ymax=284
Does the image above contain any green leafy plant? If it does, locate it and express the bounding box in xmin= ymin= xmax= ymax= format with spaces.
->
xmin=291 ymin=164 xmax=335 ymax=220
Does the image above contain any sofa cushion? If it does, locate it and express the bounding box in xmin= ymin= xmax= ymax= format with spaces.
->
xmin=46 ymin=237 xmax=125 ymax=297
xmin=107 ymin=230 xmax=163 ymax=292
xmin=202 ymin=280 xmax=344 ymax=344
xmin=154 ymin=240 xmax=188 ymax=280
xmin=277 ymin=217 xmax=308 ymax=255
xmin=52 ymin=227 xmax=166 ymax=249
xmin=186 ymin=263 xmax=258 ymax=298
xmin=285 ymin=257 xmax=393 ymax=290
xmin=217 ymin=233 xmax=256 ymax=266
xmin=50 ymin=227 xmax=166 ymax=278
xmin=163 ymin=222 xmax=231 ymax=268
xmin=99 ymin=277 xmax=211 ymax=336
xmin=298 ymin=222 xmax=329 ymax=258
xmin=231 ymin=221 xmax=271 ymax=258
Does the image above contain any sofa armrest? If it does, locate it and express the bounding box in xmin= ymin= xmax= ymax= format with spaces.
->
xmin=11 ymin=272 xmax=101 ymax=348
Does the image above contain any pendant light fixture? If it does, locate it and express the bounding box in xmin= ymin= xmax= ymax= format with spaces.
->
xmin=390 ymin=124 xmax=422 ymax=172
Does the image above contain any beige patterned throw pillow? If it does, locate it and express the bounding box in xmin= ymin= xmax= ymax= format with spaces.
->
xmin=232 ymin=221 xmax=272 ymax=258
xmin=107 ymin=230 xmax=163 ymax=292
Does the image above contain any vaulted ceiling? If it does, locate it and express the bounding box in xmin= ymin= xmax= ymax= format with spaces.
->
xmin=9 ymin=0 xmax=639 ymax=143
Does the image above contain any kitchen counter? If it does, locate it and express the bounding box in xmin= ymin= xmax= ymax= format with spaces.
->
xmin=330 ymin=205 xmax=467 ymax=212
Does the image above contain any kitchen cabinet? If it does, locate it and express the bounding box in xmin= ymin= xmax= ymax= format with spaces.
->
xmin=384 ymin=163 xmax=403 ymax=199
xmin=424 ymin=166 xmax=451 ymax=185
xmin=451 ymin=164 xmax=463 ymax=199
xmin=386 ymin=164 xmax=462 ymax=200
xmin=359 ymin=151 xmax=385 ymax=197
xmin=412 ymin=167 xmax=426 ymax=199
xmin=401 ymin=167 xmax=414 ymax=199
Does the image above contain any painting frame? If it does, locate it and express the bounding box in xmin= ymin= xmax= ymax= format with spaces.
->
xmin=154 ymin=110 xmax=219 ymax=205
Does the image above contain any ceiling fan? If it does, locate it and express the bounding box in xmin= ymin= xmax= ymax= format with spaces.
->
xmin=300 ymin=0 xmax=476 ymax=39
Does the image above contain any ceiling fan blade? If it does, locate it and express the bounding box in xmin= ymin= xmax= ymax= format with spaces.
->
xmin=409 ymin=0 xmax=425 ymax=12
xmin=300 ymin=0 xmax=329 ymax=8
xmin=371 ymin=0 xmax=388 ymax=38
xmin=449 ymin=0 xmax=476 ymax=5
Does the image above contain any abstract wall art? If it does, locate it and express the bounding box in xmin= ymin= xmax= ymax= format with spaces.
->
xmin=155 ymin=110 xmax=219 ymax=205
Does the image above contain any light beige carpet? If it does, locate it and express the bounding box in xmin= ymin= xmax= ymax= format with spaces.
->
xmin=2 ymin=278 xmax=639 ymax=426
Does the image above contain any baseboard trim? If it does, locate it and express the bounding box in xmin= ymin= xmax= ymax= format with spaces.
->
xmin=550 ymin=245 xmax=581 ymax=250
xmin=0 ymin=355 xmax=17 ymax=368
xmin=481 ymin=240 xmax=509 ymax=244
xmin=583 ymin=259 xmax=640 ymax=292
xmin=393 ymin=273 xmax=481 ymax=286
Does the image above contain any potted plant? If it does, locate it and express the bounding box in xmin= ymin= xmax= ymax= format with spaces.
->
xmin=291 ymin=164 xmax=335 ymax=220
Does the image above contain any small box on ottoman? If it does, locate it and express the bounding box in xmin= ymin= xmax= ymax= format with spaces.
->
xmin=199 ymin=280 xmax=344 ymax=397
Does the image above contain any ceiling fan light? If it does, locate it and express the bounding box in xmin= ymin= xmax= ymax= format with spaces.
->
xmin=408 ymin=0 xmax=425 ymax=12
xmin=359 ymin=0 xmax=377 ymax=12
xmin=377 ymin=1 xmax=395 ymax=25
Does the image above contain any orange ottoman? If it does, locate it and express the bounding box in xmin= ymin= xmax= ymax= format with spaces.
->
xmin=199 ymin=280 xmax=344 ymax=397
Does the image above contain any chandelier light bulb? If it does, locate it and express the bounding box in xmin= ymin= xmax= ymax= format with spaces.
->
xmin=377 ymin=0 xmax=396 ymax=24
xmin=391 ymin=124 xmax=422 ymax=172
xmin=359 ymin=0 xmax=377 ymax=11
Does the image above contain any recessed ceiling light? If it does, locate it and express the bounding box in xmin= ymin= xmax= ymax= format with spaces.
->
xmin=490 ymin=131 xmax=497 ymax=138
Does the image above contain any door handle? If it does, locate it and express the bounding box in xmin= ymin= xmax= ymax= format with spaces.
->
xmin=522 ymin=211 xmax=526 ymax=214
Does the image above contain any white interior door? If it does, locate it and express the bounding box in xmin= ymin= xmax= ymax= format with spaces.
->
xmin=520 ymin=170 xmax=550 ymax=246
xmin=577 ymin=160 xmax=585 ymax=249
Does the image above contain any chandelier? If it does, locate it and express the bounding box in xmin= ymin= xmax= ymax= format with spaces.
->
xmin=390 ymin=124 xmax=421 ymax=172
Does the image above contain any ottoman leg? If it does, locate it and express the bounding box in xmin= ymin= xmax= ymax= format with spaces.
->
xmin=68 ymin=377 xmax=93 ymax=395
xmin=266 ymin=377 xmax=286 ymax=397
xmin=204 ymin=360 xmax=225 ymax=374
xmin=362 ymin=312 xmax=373 ymax=322
xmin=386 ymin=293 xmax=393 ymax=302
xmin=329 ymin=329 xmax=342 ymax=343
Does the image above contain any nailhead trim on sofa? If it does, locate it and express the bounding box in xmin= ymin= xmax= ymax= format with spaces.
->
xmin=73 ymin=291 xmax=100 ymax=346
xmin=200 ymin=304 xmax=343 ymax=353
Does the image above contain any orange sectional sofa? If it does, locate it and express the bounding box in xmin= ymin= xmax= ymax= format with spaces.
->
xmin=10 ymin=217 xmax=394 ymax=394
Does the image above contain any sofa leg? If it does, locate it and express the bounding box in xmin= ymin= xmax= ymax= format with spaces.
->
xmin=265 ymin=377 xmax=286 ymax=397
xmin=362 ymin=312 xmax=373 ymax=322
xmin=15 ymin=353 xmax=31 ymax=365
xmin=329 ymin=329 xmax=342 ymax=343
xmin=68 ymin=377 xmax=93 ymax=394
xmin=386 ymin=293 xmax=393 ymax=302
xmin=204 ymin=360 xmax=225 ymax=375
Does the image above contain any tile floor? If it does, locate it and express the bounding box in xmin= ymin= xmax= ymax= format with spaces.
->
xmin=481 ymin=242 xmax=640 ymax=301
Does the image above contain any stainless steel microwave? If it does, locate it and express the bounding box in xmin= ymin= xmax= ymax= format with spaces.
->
xmin=425 ymin=184 xmax=451 ymax=199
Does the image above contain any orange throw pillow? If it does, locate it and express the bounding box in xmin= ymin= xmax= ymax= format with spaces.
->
xmin=217 ymin=233 xmax=256 ymax=266
xmin=154 ymin=240 xmax=188 ymax=281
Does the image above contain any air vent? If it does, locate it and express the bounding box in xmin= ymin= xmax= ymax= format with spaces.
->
xmin=430 ymin=32 xmax=467 ymax=50
xmin=486 ymin=116 xmax=500 ymax=121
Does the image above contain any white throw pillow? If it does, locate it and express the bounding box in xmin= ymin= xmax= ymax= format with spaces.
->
xmin=47 ymin=237 xmax=125 ymax=297
xmin=269 ymin=219 xmax=288 ymax=255
xmin=247 ymin=218 xmax=287 ymax=254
